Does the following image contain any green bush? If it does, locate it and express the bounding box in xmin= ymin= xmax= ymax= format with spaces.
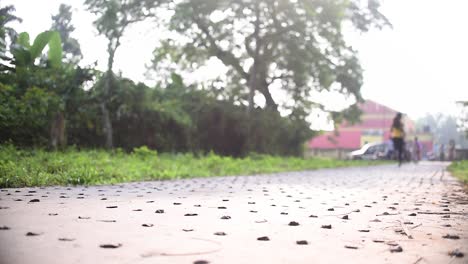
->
xmin=132 ymin=145 xmax=158 ymax=159
xmin=1 ymin=73 xmax=316 ymax=157
xmin=0 ymin=84 xmax=60 ymax=145
xmin=448 ymin=160 xmax=468 ymax=184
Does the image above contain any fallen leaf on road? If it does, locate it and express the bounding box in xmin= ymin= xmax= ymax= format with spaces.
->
xmin=100 ymin=243 xmax=122 ymax=249
xmin=442 ymin=234 xmax=460 ymax=240
xmin=296 ymin=240 xmax=308 ymax=245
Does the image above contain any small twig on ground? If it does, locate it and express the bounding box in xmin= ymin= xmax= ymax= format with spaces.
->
xmin=418 ymin=212 xmax=467 ymax=215
xmin=410 ymin=223 xmax=422 ymax=230
xmin=413 ymin=256 xmax=423 ymax=264
xmin=397 ymin=219 xmax=414 ymax=239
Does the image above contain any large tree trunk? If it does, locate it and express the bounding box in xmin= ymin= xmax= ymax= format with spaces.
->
xmin=249 ymin=61 xmax=278 ymax=112
xmin=50 ymin=111 xmax=66 ymax=150
xmin=101 ymin=45 xmax=116 ymax=149
xmin=245 ymin=64 xmax=258 ymax=154
xmin=247 ymin=65 xmax=257 ymax=114
xmin=100 ymin=101 xmax=113 ymax=149
xmin=259 ymin=80 xmax=277 ymax=111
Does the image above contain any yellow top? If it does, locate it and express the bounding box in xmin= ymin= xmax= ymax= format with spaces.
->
xmin=391 ymin=127 xmax=404 ymax=138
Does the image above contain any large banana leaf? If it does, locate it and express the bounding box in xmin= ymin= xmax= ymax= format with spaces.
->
xmin=29 ymin=31 xmax=53 ymax=61
xmin=11 ymin=45 xmax=30 ymax=67
xmin=13 ymin=30 xmax=62 ymax=68
xmin=47 ymin=31 xmax=62 ymax=68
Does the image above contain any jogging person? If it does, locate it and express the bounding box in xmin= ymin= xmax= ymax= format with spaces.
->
xmin=390 ymin=113 xmax=405 ymax=166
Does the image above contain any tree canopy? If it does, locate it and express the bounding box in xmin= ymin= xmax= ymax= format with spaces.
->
xmin=150 ymin=0 xmax=390 ymax=120
xmin=0 ymin=5 xmax=22 ymax=71
xmin=51 ymin=4 xmax=82 ymax=63
xmin=85 ymin=0 xmax=163 ymax=149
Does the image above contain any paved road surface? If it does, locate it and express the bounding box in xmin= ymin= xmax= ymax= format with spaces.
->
xmin=0 ymin=162 xmax=467 ymax=264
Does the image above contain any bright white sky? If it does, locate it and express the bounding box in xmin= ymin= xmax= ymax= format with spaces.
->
xmin=4 ymin=0 xmax=468 ymax=125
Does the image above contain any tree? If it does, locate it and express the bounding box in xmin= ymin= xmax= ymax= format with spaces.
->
xmin=85 ymin=0 xmax=161 ymax=149
xmin=456 ymin=101 xmax=468 ymax=138
xmin=50 ymin=4 xmax=82 ymax=63
xmin=150 ymin=0 xmax=390 ymax=118
xmin=48 ymin=4 xmax=88 ymax=149
xmin=1 ymin=30 xmax=64 ymax=147
xmin=7 ymin=29 xmax=93 ymax=150
xmin=0 ymin=5 xmax=22 ymax=72
xmin=416 ymin=113 xmax=468 ymax=147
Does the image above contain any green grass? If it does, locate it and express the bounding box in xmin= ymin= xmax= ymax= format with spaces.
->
xmin=0 ymin=145 xmax=388 ymax=188
xmin=448 ymin=160 xmax=468 ymax=184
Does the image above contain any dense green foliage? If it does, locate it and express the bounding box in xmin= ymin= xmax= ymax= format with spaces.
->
xmin=0 ymin=144 xmax=387 ymax=188
xmin=0 ymin=1 xmax=389 ymax=158
xmin=75 ymin=73 xmax=315 ymax=156
xmin=448 ymin=160 xmax=468 ymax=184
xmin=0 ymin=83 xmax=60 ymax=145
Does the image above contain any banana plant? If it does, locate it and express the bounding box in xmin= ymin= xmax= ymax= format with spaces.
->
xmin=11 ymin=30 xmax=62 ymax=68
xmin=10 ymin=30 xmax=65 ymax=150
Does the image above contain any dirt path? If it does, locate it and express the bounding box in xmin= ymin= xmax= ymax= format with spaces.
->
xmin=0 ymin=161 xmax=467 ymax=264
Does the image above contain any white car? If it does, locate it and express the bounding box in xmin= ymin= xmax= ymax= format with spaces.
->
xmin=347 ymin=142 xmax=389 ymax=160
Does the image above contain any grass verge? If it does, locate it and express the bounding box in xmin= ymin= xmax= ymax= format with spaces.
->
xmin=0 ymin=145 xmax=388 ymax=188
xmin=447 ymin=160 xmax=468 ymax=184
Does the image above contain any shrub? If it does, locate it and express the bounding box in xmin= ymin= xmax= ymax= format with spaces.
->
xmin=132 ymin=145 xmax=158 ymax=159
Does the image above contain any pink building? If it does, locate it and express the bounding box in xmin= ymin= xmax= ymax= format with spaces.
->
xmin=307 ymin=100 xmax=432 ymax=158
